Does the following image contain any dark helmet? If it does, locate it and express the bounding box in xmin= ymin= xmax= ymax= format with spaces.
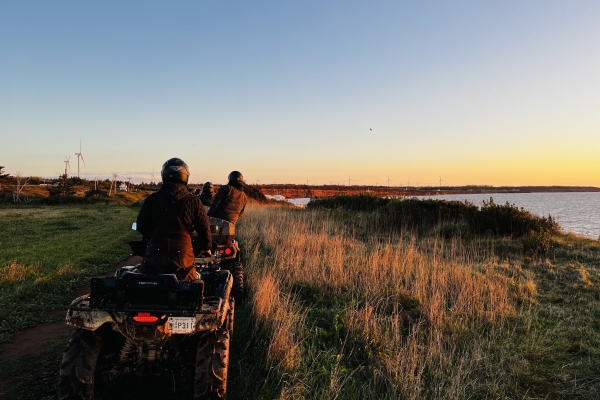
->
xmin=161 ymin=158 xmax=190 ymax=185
xmin=203 ymin=181 xmax=214 ymax=192
xmin=228 ymin=171 xmax=244 ymax=183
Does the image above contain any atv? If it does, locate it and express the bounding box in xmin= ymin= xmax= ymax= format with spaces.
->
xmin=58 ymin=217 xmax=242 ymax=400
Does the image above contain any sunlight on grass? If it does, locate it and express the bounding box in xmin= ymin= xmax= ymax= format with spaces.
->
xmin=0 ymin=262 xmax=40 ymax=285
xmin=233 ymin=203 xmax=600 ymax=399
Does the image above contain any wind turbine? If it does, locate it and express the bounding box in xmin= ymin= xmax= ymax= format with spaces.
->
xmin=150 ymin=169 xmax=156 ymax=184
xmin=439 ymin=176 xmax=445 ymax=187
xmin=387 ymin=176 xmax=393 ymax=187
xmin=348 ymin=176 xmax=354 ymax=186
xmin=75 ymin=139 xmax=85 ymax=179
xmin=63 ymin=156 xmax=71 ymax=177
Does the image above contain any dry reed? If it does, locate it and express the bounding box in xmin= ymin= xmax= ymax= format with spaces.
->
xmin=237 ymin=205 xmax=536 ymax=399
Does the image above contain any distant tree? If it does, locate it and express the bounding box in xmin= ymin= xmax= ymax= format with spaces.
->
xmin=0 ymin=166 xmax=12 ymax=193
xmin=70 ymin=176 xmax=84 ymax=186
xmin=50 ymin=174 xmax=76 ymax=196
xmin=12 ymin=172 xmax=30 ymax=203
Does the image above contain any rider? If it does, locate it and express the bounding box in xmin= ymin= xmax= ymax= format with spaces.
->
xmin=199 ymin=182 xmax=214 ymax=207
xmin=208 ymin=171 xmax=247 ymax=224
xmin=136 ymin=158 xmax=212 ymax=280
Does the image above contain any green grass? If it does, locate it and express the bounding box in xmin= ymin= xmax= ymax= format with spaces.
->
xmin=2 ymin=201 xmax=600 ymax=399
xmin=0 ymin=205 xmax=140 ymax=344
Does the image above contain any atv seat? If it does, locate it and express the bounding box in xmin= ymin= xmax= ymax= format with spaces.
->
xmin=91 ymin=269 xmax=204 ymax=311
xmin=115 ymin=265 xmax=177 ymax=281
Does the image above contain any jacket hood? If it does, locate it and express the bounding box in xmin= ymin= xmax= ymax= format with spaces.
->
xmin=157 ymin=182 xmax=190 ymax=201
xmin=228 ymin=181 xmax=245 ymax=191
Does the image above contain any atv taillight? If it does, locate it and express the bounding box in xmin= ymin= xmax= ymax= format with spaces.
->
xmin=218 ymin=247 xmax=233 ymax=255
xmin=133 ymin=312 xmax=158 ymax=323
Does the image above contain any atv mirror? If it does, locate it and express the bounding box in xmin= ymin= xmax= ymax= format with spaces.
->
xmin=132 ymin=222 xmax=137 ymax=231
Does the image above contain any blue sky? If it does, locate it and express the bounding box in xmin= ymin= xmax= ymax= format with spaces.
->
xmin=1 ymin=1 xmax=599 ymax=185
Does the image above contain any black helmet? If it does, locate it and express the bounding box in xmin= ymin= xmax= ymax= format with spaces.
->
xmin=203 ymin=181 xmax=214 ymax=191
xmin=228 ymin=171 xmax=244 ymax=183
xmin=161 ymin=158 xmax=189 ymax=185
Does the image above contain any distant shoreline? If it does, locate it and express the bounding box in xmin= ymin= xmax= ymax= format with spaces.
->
xmin=255 ymin=184 xmax=600 ymax=199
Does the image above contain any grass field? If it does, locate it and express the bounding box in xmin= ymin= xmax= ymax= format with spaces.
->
xmin=231 ymin=202 xmax=600 ymax=399
xmin=1 ymin=201 xmax=600 ymax=399
xmin=0 ymin=205 xmax=140 ymax=343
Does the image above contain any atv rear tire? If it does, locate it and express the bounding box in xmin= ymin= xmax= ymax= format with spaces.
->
xmin=194 ymin=308 xmax=232 ymax=399
xmin=58 ymin=329 xmax=104 ymax=400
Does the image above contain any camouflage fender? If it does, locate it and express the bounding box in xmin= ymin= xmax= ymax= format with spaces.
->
xmin=65 ymin=295 xmax=115 ymax=331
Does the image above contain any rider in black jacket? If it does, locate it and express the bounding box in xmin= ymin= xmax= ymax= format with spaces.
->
xmin=199 ymin=182 xmax=214 ymax=207
xmin=136 ymin=158 xmax=212 ymax=280
xmin=208 ymin=171 xmax=247 ymax=224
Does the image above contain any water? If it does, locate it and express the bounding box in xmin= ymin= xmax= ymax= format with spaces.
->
xmin=287 ymin=193 xmax=600 ymax=238
xmin=418 ymin=192 xmax=600 ymax=239
xmin=287 ymin=198 xmax=310 ymax=207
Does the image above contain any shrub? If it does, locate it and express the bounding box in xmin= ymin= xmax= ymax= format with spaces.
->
xmin=308 ymin=194 xmax=560 ymax=237
xmin=243 ymin=183 xmax=268 ymax=203
xmin=521 ymin=228 xmax=558 ymax=256
xmin=85 ymin=189 xmax=109 ymax=198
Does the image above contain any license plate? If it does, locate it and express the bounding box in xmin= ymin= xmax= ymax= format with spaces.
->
xmin=168 ymin=317 xmax=196 ymax=334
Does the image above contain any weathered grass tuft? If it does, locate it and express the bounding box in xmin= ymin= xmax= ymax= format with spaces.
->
xmin=250 ymin=272 xmax=304 ymax=372
xmin=0 ymin=262 xmax=39 ymax=284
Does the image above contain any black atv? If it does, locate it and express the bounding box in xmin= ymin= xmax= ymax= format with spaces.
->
xmin=58 ymin=217 xmax=242 ymax=400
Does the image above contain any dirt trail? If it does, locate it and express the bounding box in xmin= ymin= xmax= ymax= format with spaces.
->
xmin=0 ymin=255 xmax=142 ymax=362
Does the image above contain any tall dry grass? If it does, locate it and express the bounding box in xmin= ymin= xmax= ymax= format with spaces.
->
xmin=237 ymin=205 xmax=536 ymax=399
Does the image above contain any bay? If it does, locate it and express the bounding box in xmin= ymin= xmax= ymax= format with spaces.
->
xmin=288 ymin=193 xmax=600 ymax=238
xmin=419 ymin=192 xmax=600 ymax=239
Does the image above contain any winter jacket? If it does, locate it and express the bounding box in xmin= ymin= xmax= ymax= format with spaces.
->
xmin=136 ymin=182 xmax=212 ymax=280
xmin=207 ymin=182 xmax=247 ymax=224
xmin=199 ymin=190 xmax=213 ymax=207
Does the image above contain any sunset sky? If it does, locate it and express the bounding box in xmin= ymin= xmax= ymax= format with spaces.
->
xmin=1 ymin=1 xmax=599 ymax=186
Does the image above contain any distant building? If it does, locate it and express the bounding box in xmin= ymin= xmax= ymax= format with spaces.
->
xmin=119 ymin=183 xmax=127 ymax=191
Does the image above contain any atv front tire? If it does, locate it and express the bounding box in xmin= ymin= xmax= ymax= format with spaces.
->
xmin=58 ymin=329 xmax=104 ymax=400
